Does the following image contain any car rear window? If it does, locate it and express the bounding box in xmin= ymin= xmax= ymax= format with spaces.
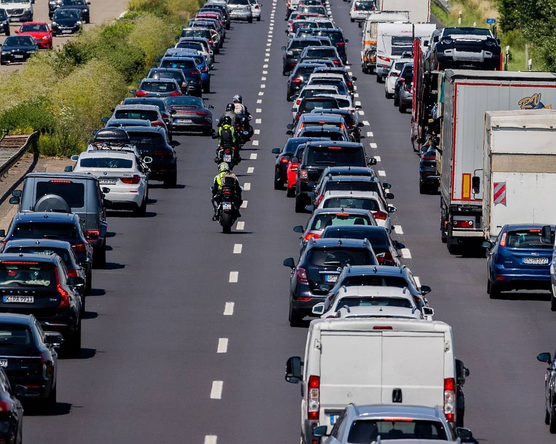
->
xmin=151 ymin=71 xmax=183 ymax=82
xmin=301 ymin=99 xmax=339 ymax=112
xmin=326 ymin=180 xmax=380 ymax=193
xmin=311 ymin=213 xmax=372 ymax=230
xmin=391 ymin=36 xmax=414 ymax=55
xmin=301 ymin=130 xmax=345 ymax=140
xmin=176 ymin=42 xmax=203 ymax=51
xmin=141 ymin=81 xmax=177 ymax=92
xmin=127 ymin=132 xmax=165 ymax=145
xmin=323 ymin=227 xmax=387 ymax=244
xmin=294 ymin=65 xmax=323 ymax=79
xmin=80 ymin=158 xmax=133 ymax=169
xmin=307 ymin=48 xmax=336 ymax=58
xmin=336 ymin=296 xmax=411 ymax=308
xmin=323 ymin=197 xmax=379 ymax=211
xmin=36 ymin=181 xmax=85 ymax=208
xmin=316 ymin=30 xmax=344 ymax=44
xmin=160 ymin=59 xmax=196 ymax=70
xmin=0 ymin=324 xmax=32 ymax=347
xmin=348 ymin=419 xmax=448 ymax=442
xmin=12 ymin=222 xmax=78 ymax=240
xmin=306 ymin=146 xmax=365 ymax=166
xmin=0 ymin=262 xmax=56 ymax=288
xmin=343 ymin=275 xmax=408 ymax=288
xmin=307 ymin=247 xmax=374 ymax=266
xmin=505 ymin=229 xmax=552 ymax=249
xmin=114 ymin=110 xmax=159 ymax=121
xmin=4 ymin=246 xmax=71 ymax=266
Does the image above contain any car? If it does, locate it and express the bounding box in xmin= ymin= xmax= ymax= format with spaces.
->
xmin=105 ymin=119 xmax=152 ymax=129
xmin=290 ymin=84 xmax=340 ymax=116
xmin=293 ymin=208 xmax=378 ymax=250
xmin=227 ymin=0 xmax=253 ymax=22
xmin=298 ymin=45 xmax=343 ymax=67
xmin=164 ymin=95 xmax=213 ymax=136
xmin=311 ymin=108 xmax=363 ymax=142
xmin=537 ymin=350 xmax=556 ymax=433
xmin=0 ymin=253 xmax=82 ymax=356
xmin=393 ymin=61 xmax=413 ymax=113
xmin=3 ymin=239 xmax=90 ymax=310
xmin=70 ymin=150 xmax=149 ymax=216
xmin=312 ymin=28 xmax=349 ymax=63
xmin=384 ymin=58 xmax=412 ymax=99
xmin=314 ymin=404 xmax=477 ymax=443
xmin=163 ymin=49 xmax=211 ymax=93
xmin=0 ymin=8 xmax=10 ymax=35
xmin=10 ymin=173 xmax=107 ymax=267
xmin=0 ymin=313 xmax=61 ymax=415
xmin=286 ymin=61 xmax=330 ymax=99
xmin=201 ymin=3 xmax=230 ymax=29
xmin=124 ymin=126 xmax=178 ymax=187
xmin=14 ymin=22 xmax=52 ymax=49
xmin=178 ymin=28 xmax=218 ymax=54
xmin=313 ymin=166 xmax=376 ymax=193
xmin=293 ymin=96 xmax=340 ymax=123
xmin=307 ymin=72 xmax=352 ymax=98
xmin=485 ymin=224 xmax=554 ymax=299
xmin=321 ymin=225 xmax=402 ymax=265
xmin=187 ymin=22 xmax=222 ymax=50
xmin=131 ymin=78 xmax=182 ymax=98
xmin=283 ymin=238 xmax=378 ymax=326
xmin=158 ymin=56 xmax=202 ymax=97
xmin=175 ymin=37 xmax=214 ymax=66
xmin=0 ymin=0 xmax=32 ymax=23
xmin=147 ymin=67 xmax=189 ymax=95
xmin=109 ymin=104 xmax=170 ymax=139
xmin=248 ymin=0 xmax=261 ymax=21
xmin=313 ymin=66 xmax=357 ymax=94
xmin=49 ymin=0 xmax=89 ymax=21
xmin=0 ymin=35 xmax=37 ymax=64
xmin=297 ymin=125 xmax=349 ymax=142
xmin=297 ymin=4 xmax=327 ymax=16
xmin=50 ymin=7 xmax=82 ymax=35
xmin=289 ymin=113 xmax=348 ymax=138
xmin=120 ymin=97 xmax=174 ymax=138
xmin=419 ymin=141 xmax=440 ymax=194
xmin=349 ymin=0 xmax=376 ymax=22
xmin=282 ymin=37 xmax=325 ymax=75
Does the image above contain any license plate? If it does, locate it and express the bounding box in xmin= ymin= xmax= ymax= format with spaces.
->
xmin=176 ymin=119 xmax=193 ymax=124
xmin=14 ymin=55 xmax=23 ymax=59
xmin=0 ymin=359 xmax=7 ymax=368
xmin=3 ymin=296 xmax=34 ymax=303
xmin=62 ymin=29 xmax=72 ymax=33
xmin=523 ymin=257 xmax=549 ymax=265
xmin=222 ymin=202 xmax=232 ymax=210
xmin=99 ymin=179 xmax=117 ymax=184
xmin=325 ymin=275 xmax=338 ymax=283
xmin=223 ymin=154 xmax=232 ymax=162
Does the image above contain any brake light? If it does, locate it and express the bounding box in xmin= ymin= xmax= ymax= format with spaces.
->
xmin=373 ymin=325 xmax=393 ymax=330
xmin=151 ymin=121 xmax=165 ymax=127
xmin=49 ymin=180 xmax=72 ymax=184
xmin=373 ymin=210 xmax=387 ymax=220
xmin=196 ymin=111 xmax=209 ymax=116
xmin=202 ymin=66 xmax=209 ymax=72
xmin=0 ymin=400 xmax=11 ymax=412
xmin=154 ymin=149 xmax=170 ymax=156
xmin=304 ymin=232 xmax=321 ymax=241
xmin=121 ymin=175 xmax=141 ymax=184
xmin=499 ymin=232 xmax=507 ymax=247
xmin=135 ymin=90 xmax=148 ymax=97
xmin=86 ymin=229 xmax=100 ymax=240
xmin=381 ymin=417 xmax=413 ymax=422
xmin=291 ymin=78 xmax=302 ymax=83
xmin=208 ymin=39 xmax=213 ymax=45
xmin=376 ymin=251 xmax=394 ymax=265
xmin=299 ymin=169 xmax=308 ymax=180
xmin=67 ymin=268 xmax=79 ymax=278
xmin=169 ymin=91 xmax=181 ymax=96
xmin=280 ymin=157 xmax=290 ymax=164
xmin=255 ymin=4 xmax=259 ymax=8
xmin=296 ymin=266 xmax=308 ymax=283
xmin=444 ymin=378 xmax=456 ymax=423
xmin=72 ymin=243 xmax=87 ymax=252
xmin=332 ymin=59 xmax=341 ymax=66
xmin=295 ymin=112 xmax=301 ymax=121
xmin=315 ymin=194 xmax=323 ymax=206
xmin=307 ymin=375 xmax=320 ymax=420
xmin=336 ymin=42 xmax=345 ymax=47
xmin=335 ymin=213 xmax=350 ymax=217
xmin=55 ymin=268 xmax=70 ymax=308
xmin=453 ymin=220 xmax=474 ymax=228
xmin=296 ymin=99 xmax=301 ymax=105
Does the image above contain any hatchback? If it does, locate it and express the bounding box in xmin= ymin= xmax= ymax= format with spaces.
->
xmin=14 ymin=22 xmax=52 ymax=49
xmin=282 ymin=37 xmax=324 ymax=75
xmin=132 ymin=78 xmax=182 ymax=98
xmin=298 ymin=45 xmax=343 ymax=66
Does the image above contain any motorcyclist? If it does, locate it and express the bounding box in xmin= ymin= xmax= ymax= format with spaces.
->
xmin=211 ymin=162 xmax=243 ymax=220
xmin=219 ymin=102 xmax=239 ymax=127
xmin=216 ymin=115 xmax=240 ymax=164
xmin=232 ymin=94 xmax=253 ymax=140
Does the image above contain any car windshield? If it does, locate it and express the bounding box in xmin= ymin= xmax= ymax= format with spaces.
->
xmin=444 ymin=27 xmax=491 ymax=36
xmin=62 ymin=0 xmax=85 ymax=4
xmin=114 ymin=110 xmax=159 ymax=121
xmin=80 ymin=158 xmax=133 ymax=169
xmin=36 ymin=181 xmax=85 ymax=208
xmin=307 ymin=248 xmax=373 ymax=266
xmin=347 ymin=419 xmax=448 ymax=442
xmin=391 ymin=36 xmax=414 ymax=55
xmin=505 ymin=229 xmax=552 ymax=249
xmin=323 ymin=227 xmax=387 ymax=244
xmin=11 ymin=222 xmax=78 ymax=240
xmin=20 ymin=24 xmax=48 ymax=32
xmin=54 ymin=9 xmax=79 ymax=18
xmin=311 ymin=214 xmax=371 ymax=230
xmin=4 ymin=246 xmax=71 ymax=265
xmin=307 ymin=147 xmax=364 ymax=165
xmin=306 ymin=48 xmax=336 ymax=58
xmin=301 ymin=130 xmax=345 ymax=140
xmin=229 ymin=0 xmax=250 ymax=5
xmin=141 ymin=81 xmax=177 ymax=92
xmin=176 ymin=42 xmax=203 ymax=50
xmin=127 ymin=132 xmax=165 ymax=145
xmin=165 ymin=96 xmax=203 ymax=107
xmin=343 ymin=275 xmax=409 ymax=288
xmin=323 ymin=197 xmax=379 ymax=211
xmin=353 ymin=0 xmax=376 ymax=10
xmin=335 ymin=296 xmax=411 ymax=308
xmin=326 ymin=180 xmax=380 ymax=193
xmin=181 ymin=29 xmax=209 ymax=38
xmin=0 ymin=324 xmax=33 ymax=346
xmin=4 ymin=36 xmax=34 ymax=46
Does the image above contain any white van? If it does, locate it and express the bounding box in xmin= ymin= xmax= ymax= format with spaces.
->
xmin=285 ymin=318 xmax=460 ymax=444
xmin=375 ymin=22 xmax=435 ymax=81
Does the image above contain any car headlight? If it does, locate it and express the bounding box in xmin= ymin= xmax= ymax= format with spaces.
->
xmin=42 ymin=35 xmax=49 ymax=39
xmin=442 ymin=38 xmax=453 ymax=45
xmin=485 ymin=40 xmax=496 ymax=46
xmin=76 ymin=20 xmax=82 ymax=25
xmin=51 ymin=21 xmax=57 ymax=26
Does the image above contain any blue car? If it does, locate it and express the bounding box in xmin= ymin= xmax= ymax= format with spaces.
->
xmin=163 ymin=48 xmax=211 ymax=93
xmin=486 ymin=224 xmax=554 ymax=299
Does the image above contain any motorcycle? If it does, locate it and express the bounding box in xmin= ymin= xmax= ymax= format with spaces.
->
xmin=216 ymin=185 xmax=239 ymax=233
xmin=236 ymin=114 xmax=254 ymax=145
xmin=214 ymin=145 xmax=240 ymax=169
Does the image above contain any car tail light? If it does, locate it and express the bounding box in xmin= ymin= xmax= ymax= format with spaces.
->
xmin=154 ymin=149 xmax=171 ymax=157
xmin=304 ymin=232 xmax=321 ymax=241
xmin=72 ymin=243 xmax=88 ymax=252
xmin=189 ymin=70 xmax=200 ymax=76
xmin=296 ymin=99 xmax=301 ymax=105
xmin=196 ymin=111 xmax=209 ymax=116
xmin=315 ymin=194 xmax=323 ymax=206
xmin=299 ymin=169 xmax=308 ymax=181
xmin=376 ymin=251 xmax=394 ymax=265
xmin=444 ymin=378 xmax=456 ymax=423
xmin=55 ymin=268 xmax=70 ymax=309
xmin=296 ymin=266 xmax=308 ymax=283
xmin=373 ymin=325 xmax=393 ymax=330
xmin=151 ymin=121 xmax=165 ymax=127
xmin=499 ymin=232 xmax=507 ymax=247
xmin=181 ymin=82 xmax=187 ymax=89
xmin=255 ymin=4 xmax=259 ymax=8
xmin=373 ymin=210 xmax=387 ymax=220
xmin=332 ymin=59 xmax=341 ymax=66
xmin=280 ymin=157 xmax=290 ymax=164
xmin=169 ymin=91 xmax=181 ymax=96
xmin=0 ymin=400 xmax=11 ymax=412
xmin=336 ymin=42 xmax=345 ymax=47
xmin=295 ymin=112 xmax=301 ymax=121
xmin=208 ymin=39 xmax=213 ymax=45
xmin=67 ymin=268 xmax=79 ymax=278
xmin=307 ymin=375 xmax=320 ymax=420
xmin=135 ymin=90 xmax=148 ymax=97
xmin=121 ymin=175 xmax=141 ymax=184
xmin=453 ymin=220 xmax=474 ymax=228
xmin=291 ymin=164 xmax=299 ymax=171
xmin=86 ymin=229 xmax=100 ymax=241
xmin=291 ymin=78 xmax=302 ymax=83
xmin=49 ymin=180 xmax=72 ymax=183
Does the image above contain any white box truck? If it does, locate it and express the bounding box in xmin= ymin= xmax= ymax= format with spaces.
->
xmin=482 ymin=110 xmax=556 ymax=241
xmin=285 ymin=318 xmax=464 ymax=444
xmin=378 ymin=0 xmax=430 ymax=23
xmin=438 ymin=70 xmax=556 ymax=253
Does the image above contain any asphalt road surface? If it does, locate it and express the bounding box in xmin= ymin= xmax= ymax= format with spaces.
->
xmin=18 ymin=0 xmax=556 ymax=443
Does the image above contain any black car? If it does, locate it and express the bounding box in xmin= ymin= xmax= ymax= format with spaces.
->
xmin=0 ymin=254 xmax=82 ymax=356
xmin=311 ymin=108 xmax=363 ymax=141
xmin=158 ymin=56 xmax=202 ymax=97
xmin=419 ymin=142 xmax=440 ymax=194
xmin=321 ymin=225 xmax=404 ymax=266
xmin=148 ymin=67 xmax=189 ymax=94
xmin=124 ymin=126 xmax=178 ymax=187
xmin=0 ymin=313 xmax=61 ymax=415
xmin=283 ymin=238 xmax=378 ymax=326
xmin=51 ymin=7 xmax=82 ymax=36
xmin=313 ymin=28 xmax=348 ymax=63
xmin=286 ymin=61 xmax=329 ymax=100
xmin=0 ymin=9 xmax=9 ymax=36
xmin=51 ymin=0 xmax=90 ymax=22
xmin=298 ymin=45 xmax=343 ymax=67
xmin=0 ymin=36 xmax=37 ymax=65
xmin=3 ymin=239 xmax=89 ymax=311
xmin=537 ymin=350 xmax=556 ymax=433
xmin=164 ymin=95 xmax=213 ymax=136
xmin=281 ymin=37 xmax=324 ymax=75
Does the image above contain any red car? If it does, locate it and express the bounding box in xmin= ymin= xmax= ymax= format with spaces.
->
xmin=15 ymin=22 xmax=53 ymax=49
xmin=287 ymin=143 xmax=307 ymax=197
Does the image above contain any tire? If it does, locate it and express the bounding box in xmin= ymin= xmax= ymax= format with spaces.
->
xmin=376 ymin=74 xmax=381 ymax=83
xmin=65 ymin=322 xmax=81 ymax=357
xmin=5 ymin=28 xmax=9 ymax=36
xmin=350 ymin=18 xmax=354 ymax=22
xmin=419 ymin=182 xmax=427 ymax=194
xmin=274 ymin=174 xmax=282 ymax=190
xmin=399 ymin=102 xmax=406 ymax=113
xmin=93 ymin=244 xmax=106 ymax=269
xmin=546 ymin=407 xmax=550 ymax=425
xmin=85 ymin=270 xmax=92 ymax=295
xmin=393 ymin=93 xmax=399 ymax=107
xmin=295 ymin=194 xmax=305 ymax=213
xmin=221 ymin=212 xmax=233 ymax=233
xmin=488 ymin=278 xmax=501 ymax=299
xmin=164 ymin=171 xmax=178 ymax=188
xmin=248 ymin=17 xmax=253 ymax=23
xmin=287 ymin=186 xmax=295 ymax=197
xmin=551 ymin=287 xmax=556 ymax=312
xmin=257 ymin=15 xmax=261 ymax=21
xmin=288 ymin=304 xmax=303 ymax=327
xmin=40 ymin=384 xmax=56 ymax=415
xmin=135 ymin=198 xmax=147 ymax=216
xmin=550 ymin=404 xmax=556 ymax=433
xmin=203 ymin=83 xmax=210 ymax=93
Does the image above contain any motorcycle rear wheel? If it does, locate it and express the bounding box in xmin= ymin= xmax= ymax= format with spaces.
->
xmin=221 ymin=212 xmax=234 ymax=233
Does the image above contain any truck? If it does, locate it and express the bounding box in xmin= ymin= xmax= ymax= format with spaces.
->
xmin=482 ymin=109 xmax=556 ymax=241
xmin=285 ymin=318 xmax=469 ymax=443
xmin=378 ymin=0 xmax=430 ymax=23
xmin=436 ymin=70 xmax=556 ymax=253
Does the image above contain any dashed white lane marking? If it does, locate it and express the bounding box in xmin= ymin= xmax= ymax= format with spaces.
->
xmin=240 ymin=201 xmax=248 ymax=209
xmin=264 ymin=58 xmax=269 ymax=62
xmin=401 ymin=248 xmax=412 ymax=259
xmin=233 ymin=244 xmax=243 ymax=254
xmin=224 ymin=302 xmax=235 ymax=315
xmin=378 ymin=170 xmax=386 ymax=177
xmin=363 ymin=120 xmax=370 ymax=126
xmin=394 ymin=225 xmax=404 ymax=235
xmin=263 ymin=64 xmax=268 ymax=68
xmin=205 ymin=436 xmax=217 ymax=444
xmin=366 ymin=131 xmax=373 ymax=137
xmin=267 ymin=38 xmax=272 ymax=42
xmin=358 ymin=110 xmax=365 ymax=116
xmin=370 ymin=142 xmax=378 ymax=149
xmin=210 ymin=381 xmax=223 ymax=399
xmin=354 ymin=85 xmax=358 ymax=90
xmin=258 ymin=92 xmax=264 ymax=96
xmin=236 ymin=221 xmax=245 ymax=231
xmin=243 ymin=182 xmax=251 ymax=191
xmin=261 ymin=76 xmax=266 ymax=81
xmin=355 ymin=100 xmax=362 ymax=106
xmin=414 ymin=276 xmax=421 ymax=287
xmin=348 ymin=71 xmax=353 ymax=76
xmin=374 ymin=155 xmax=381 ymax=161
xmin=229 ymin=271 xmax=239 ymax=283
xmin=254 ymin=129 xmax=261 ymax=134
xmin=256 ymin=108 xmax=262 ymax=113
xmin=266 ymin=43 xmax=271 ymax=47
xmin=217 ymin=338 xmax=229 ymax=353
xmin=355 ymin=93 xmax=359 ymax=98
xmin=263 ymin=70 xmax=268 ymax=74
xmin=247 ymin=167 xmax=254 ymax=174
xmin=250 ymin=153 xmax=258 ymax=160
xmin=252 ymin=140 xmax=259 ymax=146
xmin=261 ymin=84 xmax=266 ymax=89
xmin=256 ymin=99 xmax=262 ymax=104
xmin=255 ymin=118 xmax=262 ymax=124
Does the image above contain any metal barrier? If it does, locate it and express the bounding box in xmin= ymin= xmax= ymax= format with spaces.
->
xmin=0 ymin=131 xmax=39 ymax=178
xmin=433 ymin=0 xmax=452 ymax=13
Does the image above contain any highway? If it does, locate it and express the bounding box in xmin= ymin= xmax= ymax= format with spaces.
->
xmin=17 ymin=0 xmax=556 ymax=442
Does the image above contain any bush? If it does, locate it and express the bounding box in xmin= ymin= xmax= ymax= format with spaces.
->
xmin=129 ymin=14 xmax=176 ymax=68
xmin=0 ymin=98 xmax=56 ymax=135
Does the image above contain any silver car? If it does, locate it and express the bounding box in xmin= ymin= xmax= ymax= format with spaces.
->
xmin=227 ymin=0 xmax=253 ymax=22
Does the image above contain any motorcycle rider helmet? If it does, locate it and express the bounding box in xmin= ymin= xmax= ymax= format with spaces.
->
xmin=221 ymin=115 xmax=232 ymax=126
xmin=226 ymin=103 xmax=235 ymax=112
xmin=219 ymin=162 xmax=230 ymax=173
xmin=232 ymin=94 xmax=242 ymax=104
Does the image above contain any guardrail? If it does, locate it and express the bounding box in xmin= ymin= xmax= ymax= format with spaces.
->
xmin=0 ymin=131 xmax=39 ymax=178
xmin=433 ymin=0 xmax=451 ymax=14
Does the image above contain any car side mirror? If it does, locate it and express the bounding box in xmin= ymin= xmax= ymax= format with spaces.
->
xmin=394 ymin=240 xmax=405 ymax=250
xmin=0 ymin=229 xmax=5 ymax=237
xmin=482 ymin=241 xmax=492 ymax=249
xmin=286 ymin=130 xmax=294 ymax=135
xmin=420 ymin=285 xmax=431 ymax=295
xmin=283 ymin=257 xmax=295 ymax=268
xmin=305 ymin=205 xmax=314 ymax=212
xmin=455 ymin=428 xmax=477 ymax=444
xmin=64 ymin=166 xmax=73 ymax=172
xmin=358 ymin=122 xmax=364 ymax=127
xmin=471 ymin=176 xmax=480 ymax=194
xmin=8 ymin=197 xmax=20 ymax=205
xmin=422 ymin=306 xmax=434 ymax=317
xmin=367 ymin=158 xmax=377 ymax=166
xmin=281 ymin=45 xmax=286 ymax=50
xmin=129 ymin=90 xmax=137 ymax=95
xmin=312 ymin=302 xmax=325 ymax=315
xmin=385 ymin=192 xmax=394 ymax=199
xmin=293 ymin=225 xmax=304 ymax=233
xmin=313 ymin=426 xmax=328 ymax=438
xmin=351 ymin=76 xmax=357 ymax=81
xmin=433 ymin=35 xmax=439 ymax=43
xmin=14 ymin=29 xmax=19 ymax=34
xmin=285 ymin=356 xmax=302 ymax=383
xmin=307 ymin=192 xmax=314 ymax=199
xmin=387 ymin=205 xmax=397 ymax=214
xmin=71 ymin=276 xmax=85 ymax=288
xmin=541 ymin=225 xmax=554 ymax=244
xmin=355 ymin=105 xmax=362 ymax=110
xmin=284 ymin=71 xmax=290 ymax=76
xmin=271 ymin=148 xmax=281 ymax=155
xmin=103 ymin=199 xmax=113 ymax=209
xmin=538 ymin=352 xmax=552 ymax=364
xmin=101 ymin=117 xmax=109 ymax=123
xmin=44 ymin=331 xmax=64 ymax=348
xmin=382 ymin=182 xmax=391 ymax=190
xmin=14 ymin=385 xmax=28 ymax=398
xmin=171 ymin=141 xmax=180 ymax=147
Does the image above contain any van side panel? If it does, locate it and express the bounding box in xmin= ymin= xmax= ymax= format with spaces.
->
xmin=381 ymin=333 xmax=445 ymax=406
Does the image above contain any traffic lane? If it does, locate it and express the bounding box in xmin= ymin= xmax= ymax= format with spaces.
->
xmin=20 ymin=17 xmax=281 ymax=444
xmin=330 ymin=2 xmax=556 ymax=441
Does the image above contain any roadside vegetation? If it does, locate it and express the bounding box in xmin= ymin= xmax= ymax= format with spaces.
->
xmin=0 ymin=0 xmax=201 ymax=156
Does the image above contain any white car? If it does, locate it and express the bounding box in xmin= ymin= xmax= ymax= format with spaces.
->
xmin=333 ymin=305 xmax=423 ymax=319
xmin=349 ymin=0 xmax=376 ymax=22
xmin=248 ymin=0 xmax=261 ymax=20
xmin=290 ymin=84 xmax=340 ymax=118
xmin=316 ymin=189 xmax=396 ymax=232
xmin=384 ymin=57 xmax=412 ymax=99
xmin=72 ymin=151 xmax=149 ymax=215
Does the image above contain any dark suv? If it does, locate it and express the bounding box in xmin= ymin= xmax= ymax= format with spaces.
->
xmin=283 ymin=238 xmax=378 ymax=326
xmin=313 ymin=28 xmax=348 ymax=63
xmin=282 ymin=37 xmax=324 ymax=75
xmin=158 ymin=57 xmax=202 ymax=97
xmin=295 ymin=141 xmax=371 ymax=212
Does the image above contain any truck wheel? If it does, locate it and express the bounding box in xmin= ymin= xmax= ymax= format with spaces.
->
xmin=446 ymin=231 xmax=461 ymax=255
xmin=551 ymin=287 xmax=556 ymax=312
